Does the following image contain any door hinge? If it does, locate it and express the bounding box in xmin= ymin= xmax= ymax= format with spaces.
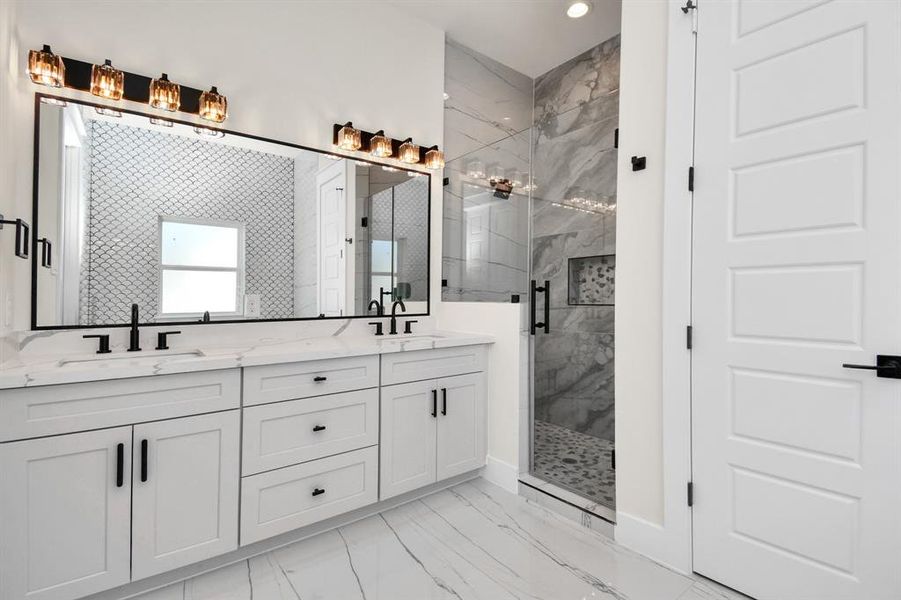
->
xmin=688 ymin=166 xmax=694 ymax=192
xmin=686 ymin=325 xmax=693 ymax=350
xmin=687 ymin=482 xmax=694 ymax=507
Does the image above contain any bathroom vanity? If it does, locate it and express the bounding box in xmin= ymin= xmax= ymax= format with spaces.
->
xmin=0 ymin=334 xmax=491 ymax=600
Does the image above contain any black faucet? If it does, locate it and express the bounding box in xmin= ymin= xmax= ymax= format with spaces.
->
xmin=389 ymin=299 xmax=406 ymax=335
xmin=199 ymin=310 xmax=210 ymax=323
xmin=368 ymin=299 xmax=383 ymax=316
xmin=128 ymin=303 xmax=141 ymax=351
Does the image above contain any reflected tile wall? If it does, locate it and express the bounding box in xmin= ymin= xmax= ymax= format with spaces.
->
xmin=442 ymin=40 xmax=532 ymax=303
xmin=532 ymin=35 xmax=620 ymax=443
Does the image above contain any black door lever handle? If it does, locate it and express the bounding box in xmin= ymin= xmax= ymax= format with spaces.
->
xmin=843 ymin=355 xmax=901 ymax=379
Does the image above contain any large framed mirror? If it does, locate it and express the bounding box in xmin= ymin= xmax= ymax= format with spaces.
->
xmin=30 ymin=94 xmax=430 ymax=329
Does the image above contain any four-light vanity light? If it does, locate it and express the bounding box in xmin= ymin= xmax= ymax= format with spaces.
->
xmin=26 ymin=44 xmax=229 ymax=135
xmin=333 ymin=121 xmax=445 ymax=170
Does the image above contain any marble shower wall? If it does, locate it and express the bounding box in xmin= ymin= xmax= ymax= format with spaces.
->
xmin=442 ymin=39 xmax=532 ymax=302
xmin=532 ymin=35 xmax=620 ymax=443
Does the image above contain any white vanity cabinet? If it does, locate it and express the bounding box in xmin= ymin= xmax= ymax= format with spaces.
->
xmin=379 ymin=347 xmax=487 ymax=500
xmin=0 ymin=427 xmax=133 ymax=600
xmin=0 ymin=370 xmax=241 ymax=600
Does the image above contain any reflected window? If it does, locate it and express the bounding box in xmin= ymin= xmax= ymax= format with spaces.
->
xmin=371 ymin=239 xmax=397 ymax=301
xmin=159 ymin=217 xmax=244 ymax=317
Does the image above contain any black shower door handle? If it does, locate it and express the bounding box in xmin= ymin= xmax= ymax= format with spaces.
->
xmin=530 ymin=280 xmax=550 ymax=335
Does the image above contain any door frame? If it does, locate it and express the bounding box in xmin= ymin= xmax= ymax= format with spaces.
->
xmin=613 ymin=2 xmax=698 ymax=574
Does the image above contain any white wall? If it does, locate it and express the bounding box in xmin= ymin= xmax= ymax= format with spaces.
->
xmin=1 ymin=0 xmax=445 ymax=360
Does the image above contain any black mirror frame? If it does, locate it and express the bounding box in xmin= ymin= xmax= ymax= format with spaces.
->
xmin=30 ymin=92 xmax=431 ymax=330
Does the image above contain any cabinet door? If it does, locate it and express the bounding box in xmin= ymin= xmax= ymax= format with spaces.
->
xmin=379 ymin=379 xmax=438 ymax=500
xmin=436 ymin=373 xmax=486 ymax=480
xmin=0 ymin=427 xmax=132 ymax=600
xmin=131 ymin=411 xmax=240 ymax=580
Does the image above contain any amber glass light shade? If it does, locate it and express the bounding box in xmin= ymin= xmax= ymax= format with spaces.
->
xmin=91 ymin=59 xmax=124 ymax=101
xmin=149 ymin=73 xmax=180 ymax=112
xmin=369 ymin=130 xmax=392 ymax=158
xmin=336 ymin=122 xmax=362 ymax=151
xmin=398 ymin=138 xmax=420 ymax=164
xmin=28 ymin=45 xmax=65 ymax=87
xmin=199 ymin=86 xmax=228 ymax=123
xmin=424 ymin=146 xmax=444 ymax=170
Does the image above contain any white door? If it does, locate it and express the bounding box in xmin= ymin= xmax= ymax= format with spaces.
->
xmin=692 ymin=2 xmax=901 ymax=599
xmin=317 ymin=161 xmax=347 ymax=316
xmin=0 ymin=427 xmax=132 ymax=600
xmin=436 ymin=372 xmax=486 ymax=480
xmin=379 ymin=379 xmax=438 ymax=499
xmin=131 ymin=411 xmax=240 ymax=580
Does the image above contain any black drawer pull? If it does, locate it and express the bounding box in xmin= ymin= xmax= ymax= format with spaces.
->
xmin=312 ymin=488 xmax=326 ymax=497
xmin=441 ymin=388 xmax=447 ymax=415
xmin=313 ymin=375 xmax=328 ymax=382
xmin=313 ymin=425 xmax=326 ymax=432
xmin=116 ymin=443 xmax=124 ymax=487
xmin=140 ymin=439 xmax=148 ymax=482
xmin=431 ymin=389 xmax=437 ymax=418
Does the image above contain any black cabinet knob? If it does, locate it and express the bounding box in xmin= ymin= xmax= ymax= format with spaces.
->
xmin=313 ymin=425 xmax=326 ymax=432
xmin=312 ymin=488 xmax=326 ymax=497
xmin=313 ymin=375 xmax=328 ymax=382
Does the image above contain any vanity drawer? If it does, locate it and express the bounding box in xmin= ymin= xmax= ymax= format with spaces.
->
xmin=0 ymin=370 xmax=241 ymax=442
xmin=242 ymin=355 xmax=379 ymax=407
xmin=240 ymin=445 xmax=378 ymax=545
xmin=380 ymin=345 xmax=488 ymax=386
xmin=242 ymin=388 xmax=378 ymax=475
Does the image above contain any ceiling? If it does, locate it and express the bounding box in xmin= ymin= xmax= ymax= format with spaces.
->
xmin=394 ymin=0 xmax=622 ymax=78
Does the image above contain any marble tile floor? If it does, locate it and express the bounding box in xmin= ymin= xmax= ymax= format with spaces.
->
xmin=136 ymin=479 xmax=750 ymax=600
xmin=533 ymin=419 xmax=616 ymax=509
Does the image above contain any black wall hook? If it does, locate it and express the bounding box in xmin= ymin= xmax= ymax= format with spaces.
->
xmin=631 ymin=156 xmax=647 ymax=171
xmin=0 ymin=215 xmax=29 ymax=259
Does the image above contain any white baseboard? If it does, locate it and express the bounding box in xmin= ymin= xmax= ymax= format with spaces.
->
xmin=615 ymin=511 xmax=690 ymax=575
xmin=480 ymin=455 xmax=518 ymax=493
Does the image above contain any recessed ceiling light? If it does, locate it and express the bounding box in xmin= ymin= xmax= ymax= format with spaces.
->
xmin=566 ymin=1 xmax=592 ymax=18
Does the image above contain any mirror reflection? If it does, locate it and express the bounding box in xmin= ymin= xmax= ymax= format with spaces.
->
xmin=33 ymin=97 xmax=430 ymax=328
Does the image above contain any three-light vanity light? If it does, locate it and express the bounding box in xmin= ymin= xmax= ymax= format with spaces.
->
xmin=332 ymin=122 xmax=444 ymax=170
xmin=26 ymin=43 xmax=229 ymax=133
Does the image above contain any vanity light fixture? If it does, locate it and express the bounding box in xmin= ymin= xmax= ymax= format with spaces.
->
xmin=193 ymin=125 xmax=225 ymax=139
xmin=27 ymin=45 xmax=65 ymax=87
xmin=398 ymin=138 xmax=420 ymax=164
xmin=149 ymin=117 xmax=174 ymax=128
xmin=566 ymin=0 xmax=592 ymax=18
xmin=424 ymin=145 xmax=445 ymax=170
xmin=94 ymin=106 xmax=122 ymax=118
xmin=90 ymin=59 xmax=124 ymax=101
xmin=149 ymin=73 xmax=180 ymax=112
xmin=199 ymin=86 xmax=228 ymax=123
xmin=369 ymin=130 xmax=392 ymax=158
xmin=336 ymin=122 xmax=362 ymax=151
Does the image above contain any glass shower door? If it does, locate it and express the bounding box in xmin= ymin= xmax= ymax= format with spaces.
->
xmin=528 ymin=192 xmax=617 ymax=512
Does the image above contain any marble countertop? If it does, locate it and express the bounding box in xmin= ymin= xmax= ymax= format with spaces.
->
xmin=0 ymin=331 xmax=494 ymax=390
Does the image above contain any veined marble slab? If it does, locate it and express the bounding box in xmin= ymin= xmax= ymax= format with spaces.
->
xmin=135 ymin=479 xmax=751 ymax=600
xmin=0 ymin=331 xmax=493 ymax=390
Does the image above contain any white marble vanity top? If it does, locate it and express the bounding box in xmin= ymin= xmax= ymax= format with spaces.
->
xmin=0 ymin=331 xmax=494 ymax=390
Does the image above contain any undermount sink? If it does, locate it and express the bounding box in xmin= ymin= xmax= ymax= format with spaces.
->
xmin=58 ymin=349 xmax=204 ymax=367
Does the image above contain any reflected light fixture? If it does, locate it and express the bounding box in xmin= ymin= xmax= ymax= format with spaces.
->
xmin=193 ymin=125 xmax=225 ymax=138
xmin=369 ymin=130 xmax=392 ymax=158
xmin=398 ymin=138 xmax=420 ymax=164
xmin=424 ymin=145 xmax=445 ymax=170
xmin=90 ymin=59 xmax=124 ymax=101
xmin=149 ymin=117 xmax=174 ymax=128
xmin=149 ymin=73 xmax=180 ymax=112
xmin=40 ymin=96 xmax=67 ymax=107
xmin=566 ymin=0 xmax=592 ymax=18
xmin=466 ymin=159 xmax=485 ymax=179
xmin=487 ymin=164 xmax=504 ymax=184
xmin=381 ymin=165 xmax=400 ymax=172
xmin=27 ymin=45 xmax=65 ymax=87
xmin=199 ymin=86 xmax=228 ymax=123
xmin=336 ymin=122 xmax=362 ymax=151
xmin=95 ymin=106 xmax=122 ymax=118
xmin=507 ymin=169 xmax=523 ymax=188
